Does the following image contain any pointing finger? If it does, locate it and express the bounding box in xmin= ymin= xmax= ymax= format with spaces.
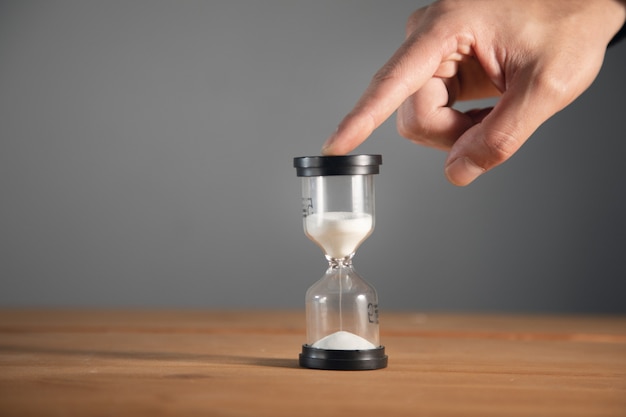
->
xmin=322 ymin=30 xmax=455 ymax=155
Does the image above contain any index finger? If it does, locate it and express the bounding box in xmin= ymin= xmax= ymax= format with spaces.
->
xmin=321 ymin=31 xmax=451 ymax=155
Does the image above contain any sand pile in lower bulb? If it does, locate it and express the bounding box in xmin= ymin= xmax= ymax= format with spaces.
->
xmin=312 ymin=330 xmax=376 ymax=350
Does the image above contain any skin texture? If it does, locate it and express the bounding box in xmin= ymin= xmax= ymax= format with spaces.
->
xmin=322 ymin=0 xmax=626 ymax=186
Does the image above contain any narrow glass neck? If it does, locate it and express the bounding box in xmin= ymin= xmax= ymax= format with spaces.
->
xmin=326 ymin=254 xmax=354 ymax=268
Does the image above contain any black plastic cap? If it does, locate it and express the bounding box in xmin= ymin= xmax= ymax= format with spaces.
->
xmin=294 ymin=155 xmax=382 ymax=177
xmin=299 ymin=345 xmax=388 ymax=370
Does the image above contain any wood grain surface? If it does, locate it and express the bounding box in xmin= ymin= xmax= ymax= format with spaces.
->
xmin=1 ymin=309 xmax=625 ymax=416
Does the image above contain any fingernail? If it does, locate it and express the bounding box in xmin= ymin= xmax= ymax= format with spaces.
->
xmin=321 ymin=134 xmax=336 ymax=155
xmin=445 ymin=157 xmax=485 ymax=186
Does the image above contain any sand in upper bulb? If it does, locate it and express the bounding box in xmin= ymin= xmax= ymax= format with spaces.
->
xmin=305 ymin=211 xmax=372 ymax=259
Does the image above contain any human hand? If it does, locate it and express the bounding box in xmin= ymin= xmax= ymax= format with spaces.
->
xmin=321 ymin=0 xmax=626 ymax=186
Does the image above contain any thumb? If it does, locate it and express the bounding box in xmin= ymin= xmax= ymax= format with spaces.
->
xmin=444 ymin=70 xmax=573 ymax=186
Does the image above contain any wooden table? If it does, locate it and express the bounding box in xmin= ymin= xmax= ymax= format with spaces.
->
xmin=1 ymin=310 xmax=625 ymax=416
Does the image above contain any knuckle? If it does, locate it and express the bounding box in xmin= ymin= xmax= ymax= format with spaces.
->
xmin=482 ymin=129 xmax=519 ymax=165
xmin=396 ymin=107 xmax=455 ymax=150
xmin=406 ymin=9 xmax=423 ymax=34
xmin=371 ymin=63 xmax=402 ymax=86
xmin=396 ymin=115 xmax=420 ymax=141
xmin=532 ymin=71 xmax=573 ymax=102
xmin=396 ymin=108 xmax=432 ymax=142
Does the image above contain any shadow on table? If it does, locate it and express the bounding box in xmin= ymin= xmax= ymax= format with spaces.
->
xmin=0 ymin=344 xmax=300 ymax=370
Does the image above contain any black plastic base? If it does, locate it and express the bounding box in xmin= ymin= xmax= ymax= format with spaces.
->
xmin=299 ymin=345 xmax=388 ymax=370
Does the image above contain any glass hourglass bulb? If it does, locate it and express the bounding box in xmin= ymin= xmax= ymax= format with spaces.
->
xmin=305 ymin=211 xmax=373 ymax=260
xmin=294 ymin=155 xmax=387 ymax=371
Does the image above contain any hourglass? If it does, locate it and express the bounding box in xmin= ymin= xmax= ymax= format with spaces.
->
xmin=293 ymin=154 xmax=387 ymax=370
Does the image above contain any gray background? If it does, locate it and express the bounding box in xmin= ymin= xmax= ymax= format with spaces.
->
xmin=1 ymin=1 xmax=625 ymax=313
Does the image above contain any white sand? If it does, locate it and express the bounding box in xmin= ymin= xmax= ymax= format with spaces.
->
xmin=312 ymin=330 xmax=377 ymax=350
xmin=305 ymin=212 xmax=372 ymax=259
